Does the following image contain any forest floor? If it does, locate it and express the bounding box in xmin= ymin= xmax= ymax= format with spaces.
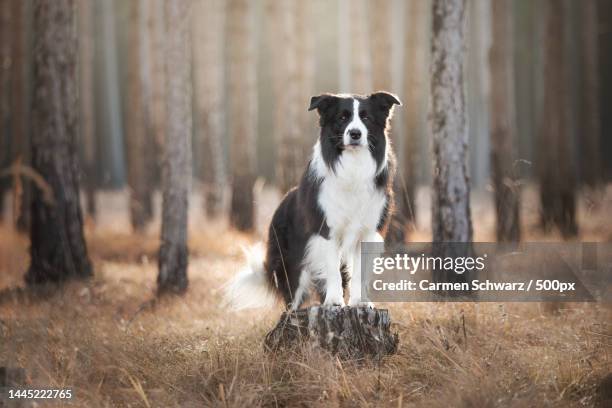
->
xmin=0 ymin=185 xmax=611 ymax=407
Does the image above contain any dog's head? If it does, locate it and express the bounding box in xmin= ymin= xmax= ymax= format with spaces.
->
xmin=308 ymin=92 xmax=401 ymax=154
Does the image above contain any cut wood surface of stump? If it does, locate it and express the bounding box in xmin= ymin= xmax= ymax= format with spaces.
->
xmin=265 ymin=306 xmax=399 ymax=360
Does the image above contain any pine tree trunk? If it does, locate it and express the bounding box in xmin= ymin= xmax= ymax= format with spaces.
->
xmin=538 ymin=0 xmax=577 ymax=238
xmin=465 ymin=0 xmax=491 ymax=189
xmin=388 ymin=0 xmax=430 ymax=245
xmin=11 ymin=0 xmax=31 ymax=232
xmin=430 ymin=0 xmax=473 ymax=283
xmin=26 ymin=0 xmax=92 ymax=284
xmin=148 ymin=0 xmax=166 ymax=192
xmin=158 ymin=0 xmax=192 ymax=294
xmin=338 ymin=0 xmax=351 ymax=92
xmin=140 ymin=0 xmax=156 ymax=220
xmin=269 ymin=0 xmax=301 ymax=192
xmin=228 ymin=0 xmax=257 ymax=231
xmin=126 ymin=0 xmax=153 ymax=231
xmin=579 ymin=0 xmax=601 ymax=189
xmin=0 ymin=0 xmax=11 ymax=219
xmin=349 ymin=0 xmax=372 ymax=94
xmin=489 ymin=0 xmax=520 ymax=242
xmin=267 ymin=0 xmax=317 ymax=193
xmin=78 ymin=0 xmax=97 ymax=219
xmin=370 ymin=0 xmax=392 ymax=92
xmin=193 ymin=0 xmax=227 ymax=218
xmin=94 ymin=0 xmax=125 ymax=187
xmin=295 ymin=0 xmax=316 ymax=160
xmin=514 ymin=0 xmax=538 ymax=171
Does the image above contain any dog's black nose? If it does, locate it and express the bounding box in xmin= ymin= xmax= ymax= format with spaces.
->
xmin=349 ymin=129 xmax=361 ymax=140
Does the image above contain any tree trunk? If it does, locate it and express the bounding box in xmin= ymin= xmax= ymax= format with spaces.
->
xmin=158 ymin=0 xmax=192 ymax=294
xmin=370 ymin=0 xmax=392 ymax=92
xmin=349 ymin=0 xmax=372 ymax=94
xmin=126 ymin=0 xmax=153 ymax=231
xmin=0 ymin=0 xmax=11 ymax=219
xmin=193 ymin=0 xmax=227 ymax=218
xmin=228 ymin=0 xmax=257 ymax=231
xmin=538 ymin=0 xmax=577 ymax=238
xmin=514 ymin=0 xmax=538 ymax=174
xmin=78 ymin=0 xmax=97 ymax=219
xmin=295 ymin=0 xmax=316 ymax=160
xmin=489 ymin=0 xmax=520 ymax=242
xmin=465 ymin=0 xmax=491 ymax=189
xmin=265 ymin=306 xmax=398 ymax=360
xmin=11 ymin=0 xmax=31 ymax=232
xmin=388 ymin=0 xmax=430 ymax=245
xmin=26 ymin=0 xmax=92 ymax=284
xmin=430 ymin=0 xmax=473 ymax=283
xmin=139 ymin=0 xmax=156 ymax=219
xmin=338 ymin=0 xmax=350 ymax=92
xmin=148 ymin=0 xmax=166 ymax=192
xmin=579 ymin=0 xmax=601 ymax=189
xmin=94 ymin=0 xmax=125 ymax=188
xmin=246 ymin=1 xmax=315 ymax=184
xmin=269 ymin=0 xmax=301 ymax=192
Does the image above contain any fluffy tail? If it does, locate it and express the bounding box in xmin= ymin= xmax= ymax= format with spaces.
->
xmin=223 ymin=243 xmax=277 ymax=310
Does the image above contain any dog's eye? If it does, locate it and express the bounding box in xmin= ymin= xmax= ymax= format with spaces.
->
xmin=339 ymin=112 xmax=349 ymax=121
xmin=360 ymin=111 xmax=369 ymax=121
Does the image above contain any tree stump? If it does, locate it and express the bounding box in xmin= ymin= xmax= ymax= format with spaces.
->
xmin=264 ymin=306 xmax=399 ymax=360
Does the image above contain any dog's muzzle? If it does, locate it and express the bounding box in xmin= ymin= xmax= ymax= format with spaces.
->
xmin=347 ymin=129 xmax=362 ymax=146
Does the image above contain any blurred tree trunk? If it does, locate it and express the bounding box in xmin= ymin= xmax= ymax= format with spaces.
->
xmin=370 ymin=0 xmax=392 ymax=92
xmin=388 ymin=0 xmax=430 ymax=245
xmin=148 ymin=0 xmax=166 ymax=191
xmin=0 ymin=0 xmax=11 ymax=219
xmin=349 ymin=0 xmax=372 ymax=94
xmin=140 ymin=0 xmax=158 ymax=208
xmin=579 ymin=0 xmax=601 ymax=189
xmin=465 ymin=0 xmax=491 ymax=188
xmin=11 ymin=0 xmax=31 ymax=232
xmin=126 ymin=0 xmax=153 ymax=231
xmin=338 ymin=0 xmax=350 ymax=92
xmin=228 ymin=0 xmax=257 ymax=231
xmin=430 ymin=0 xmax=473 ymax=283
xmin=158 ymin=0 xmax=193 ymax=294
xmin=269 ymin=0 xmax=301 ymax=192
xmin=489 ymin=0 xmax=520 ymax=242
xmin=78 ymin=0 xmax=97 ymax=218
xmin=94 ymin=0 xmax=125 ymax=188
xmin=514 ymin=0 xmax=538 ymax=173
xmin=26 ymin=0 xmax=92 ymax=284
xmin=295 ymin=0 xmax=316 ymax=158
xmin=193 ymin=0 xmax=227 ymax=217
xmin=538 ymin=0 xmax=577 ymax=238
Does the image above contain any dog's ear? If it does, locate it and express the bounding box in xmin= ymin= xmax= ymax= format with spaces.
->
xmin=308 ymin=94 xmax=338 ymax=114
xmin=370 ymin=92 xmax=402 ymax=113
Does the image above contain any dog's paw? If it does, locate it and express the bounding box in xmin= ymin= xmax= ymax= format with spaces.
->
xmin=348 ymin=298 xmax=375 ymax=309
xmin=323 ymin=294 xmax=346 ymax=307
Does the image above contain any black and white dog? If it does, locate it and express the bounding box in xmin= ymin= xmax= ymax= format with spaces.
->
xmin=226 ymin=92 xmax=401 ymax=310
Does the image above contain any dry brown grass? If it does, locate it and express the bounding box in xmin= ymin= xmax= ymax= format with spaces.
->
xmin=1 ymin=186 xmax=611 ymax=407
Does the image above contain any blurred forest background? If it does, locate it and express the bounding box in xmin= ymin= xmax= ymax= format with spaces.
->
xmin=0 ymin=0 xmax=611 ymax=406
xmin=1 ymin=0 xmax=611 ymax=238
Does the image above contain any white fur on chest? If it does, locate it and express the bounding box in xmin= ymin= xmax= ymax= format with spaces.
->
xmin=311 ymin=143 xmax=386 ymax=251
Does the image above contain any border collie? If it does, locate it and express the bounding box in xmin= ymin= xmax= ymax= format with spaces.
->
xmin=225 ymin=92 xmax=401 ymax=310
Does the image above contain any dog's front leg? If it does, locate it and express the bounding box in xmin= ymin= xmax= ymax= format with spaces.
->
xmin=348 ymin=232 xmax=383 ymax=308
xmin=306 ymin=235 xmax=345 ymax=306
xmin=323 ymin=243 xmax=344 ymax=306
